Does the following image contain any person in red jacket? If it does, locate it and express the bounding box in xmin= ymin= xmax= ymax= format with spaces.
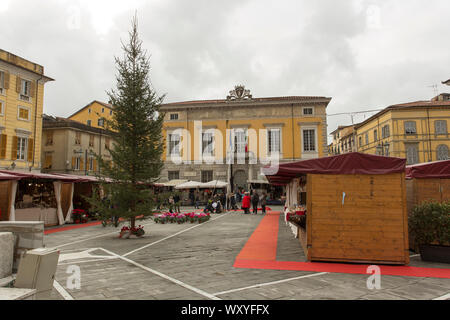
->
xmin=242 ymin=192 xmax=251 ymax=214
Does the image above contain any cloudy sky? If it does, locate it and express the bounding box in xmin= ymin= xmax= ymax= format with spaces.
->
xmin=1 ymin=0 xmax=449 ymax=141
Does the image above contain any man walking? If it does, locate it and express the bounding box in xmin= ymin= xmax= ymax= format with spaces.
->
xmin=173 ymin=192 xmax=181 ymax=213
xmin=251 ymin=190 xmax=259 ymax=214
xmin=260 ymin=191 xmax=267 ymax=214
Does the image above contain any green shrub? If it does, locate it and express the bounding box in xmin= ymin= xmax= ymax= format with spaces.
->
xmin=409 ymin=201 xmax=450 ymax=246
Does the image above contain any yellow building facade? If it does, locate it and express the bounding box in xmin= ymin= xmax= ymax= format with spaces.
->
xmin=68 ymin=100 xmax=113 ymax=129
xmin=0 ymin=49 xmax=53 ymax=172
xmin=355 ymin=94 xmax=450 ymax=164
xmin=160 ymin=86 xmax=331 ymax=187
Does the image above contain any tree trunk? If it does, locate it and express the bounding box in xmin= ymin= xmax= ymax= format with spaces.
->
xmin=130 ymin=216 xmax=136 ymax=229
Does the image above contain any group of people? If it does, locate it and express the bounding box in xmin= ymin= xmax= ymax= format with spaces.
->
xmin=163 ymin=188 xmax=268 ymax=215
xmin=240 ymin=190 xmax=267 ymax=214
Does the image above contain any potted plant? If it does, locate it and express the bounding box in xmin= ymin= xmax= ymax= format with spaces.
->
xmin=409 ymin=201 xmax=450 ymax=263
xmin=72 ymin=209 xmax=88 ymax=224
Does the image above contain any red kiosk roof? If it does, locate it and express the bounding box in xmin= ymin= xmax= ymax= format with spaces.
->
xmin=405 ymin=160 xmax=450 ymax=179
xmin=264 ymin=152 xmax=406 ymax=185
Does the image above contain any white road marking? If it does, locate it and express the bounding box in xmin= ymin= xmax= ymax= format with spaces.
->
xmin=58 ymin=257 xmax=117 ymax=266
xmin=213 ymin=272 xmax=329 ymax=296
xmin=53 ymin=280 xmax=74 ymax=300
xmin=58 ymin=248 xmax=114 ymax=262
xmin=409 ymin=254 xmax=420 ymax=258
xmin=433 ymin=292 xmax=450 ymax=300
xmin=98 ymin=247 xmax=221 ymax=300
xmin=123 ymin=213 xmax=229 ymax=257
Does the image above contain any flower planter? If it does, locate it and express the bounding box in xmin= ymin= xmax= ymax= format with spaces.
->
xmin=419 ymin=245 xmax=450 ymax=264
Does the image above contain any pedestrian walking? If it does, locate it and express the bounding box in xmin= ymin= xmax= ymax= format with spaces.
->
xmin=251 ymin=190 xmax=259 ymax=214
xmin=260 ymin=191 xmax=267 ymax=214
xmin=242 ymin=191 xmax=251 ymax=214
xmin=173 ymin=193 xmax=181 ymax=213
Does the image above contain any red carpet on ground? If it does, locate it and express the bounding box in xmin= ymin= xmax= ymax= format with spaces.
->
xmin=234 ymin=212 xmax=450 ymax=279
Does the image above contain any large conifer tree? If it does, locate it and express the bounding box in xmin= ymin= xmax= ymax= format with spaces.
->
xmin=89 ymin=16 xmax=165 ymax=230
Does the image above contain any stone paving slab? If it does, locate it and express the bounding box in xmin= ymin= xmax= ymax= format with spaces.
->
xmin=43 ymin=206 xmax=450 ymax=300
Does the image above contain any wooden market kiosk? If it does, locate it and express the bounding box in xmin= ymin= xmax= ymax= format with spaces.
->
xmin=405 ymin=159 xmax=450 ymax=250
xmin=264 ymin=152 xmax=410 ymax=265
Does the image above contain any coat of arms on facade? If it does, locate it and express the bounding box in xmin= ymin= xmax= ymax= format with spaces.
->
xmin=227 ymin=85 xmax=252 ymax=101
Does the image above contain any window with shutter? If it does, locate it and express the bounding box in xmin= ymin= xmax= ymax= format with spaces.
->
xmin=405 ymin=121 xmax=417 ymax=134
xmin=234 ymin=130 xmax=246 ymax=154
xmin=268 ymin=129 xmax=281 ymax=153
xmin=303 ymin=129 xmax=316 ymax=152
xmin=27 ymin=138 xmax=33 ymax=162
xmin=435 ymin=120 xmax=447 ymax=134
xmin=202 ymin=132 xmax=214 ymax=156
xmin=0 ymin=100 xmax=4 ymax=115
xmin=168 ymin=133 xmax=180 ymax=156
xmin=437 ymin=145 xmax=449 ymax=160
xmin=18 ymin=106 xmax=30 ymax=121
xmin=406 ymin=144 xmax=419 ymax=164
xmin=374 ymin=129 xmax=378 ymax=141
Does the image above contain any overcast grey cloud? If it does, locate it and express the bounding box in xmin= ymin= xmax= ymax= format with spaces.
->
xmin=1 ymin=0 xmax=449 ymax=141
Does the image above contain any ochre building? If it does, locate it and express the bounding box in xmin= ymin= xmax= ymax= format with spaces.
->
xmin=0 ymin=49 xmax=53 ymax=172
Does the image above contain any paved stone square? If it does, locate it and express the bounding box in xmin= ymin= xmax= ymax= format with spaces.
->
xmin=42 ymin=206 xmax=450 ymax=300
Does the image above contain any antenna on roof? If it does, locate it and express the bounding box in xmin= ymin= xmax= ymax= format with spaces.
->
xmin=428 ymin=84 xmax=438 ymax=97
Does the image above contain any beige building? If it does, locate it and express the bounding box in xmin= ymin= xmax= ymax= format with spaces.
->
xmin=160 ymin=86 xmax=331 ymax=188
xmin=328 ymin=125 xmax=357 ymax=155
xmin=41 ymin=115 xmax=113 ymax=175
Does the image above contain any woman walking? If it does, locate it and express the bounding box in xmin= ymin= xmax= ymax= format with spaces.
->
xmin=242 ymin=191 xmax=251 ymax=214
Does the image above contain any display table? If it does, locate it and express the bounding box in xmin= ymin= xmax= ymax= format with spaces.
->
xmin=0 ymin=288 xmax=36 ymax=300
xmin=15 ymin=208 xmax=58 ymax=227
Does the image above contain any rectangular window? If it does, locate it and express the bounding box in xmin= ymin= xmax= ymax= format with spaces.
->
xmin=406 ymin=144 xmax=419 ymax=165
xmin=303 ymin=129 xmax=316 ymax=152
xmin=75 ymin=157 xmax=81 ymax=170
xmin=17 ymin=137 xmax=27 ymax=160
xmin=109 ymin=110 xmax=112 ymax=115
xmin=374 ymin=129 xmax=378 ymax=142
xmin=21 ymin=79 xmax=31 ymax=96
xmin=89 ymin=158 xmax=94 ymax=171
xmin=303 ymin=107 xmax=313 ymax=115
xmin=46 ymin=131 xmax=53 ymax=146
xmin=234 ymin=130 xmax=246 ymax=154
xmin=365 ymin=133 xmax=369 ymax=145
xmin=89 ymin=135 xmax=94 ymax=147
xmin=382 ymin=125 xmax=390 ymax=138
xmin=268 ymin=128 xmax=281 ymax=153
xmin=201 ymin=170 xmax=213 ymax=183
xmin=0 ymin=71 xmax=4 ymax=89
xmin=435 ymin=120 xmax=447 ymax=134
xmin=0 ymin=100 xmax=4 ymax=116
xmin=18 ymin=106 xmax=30 ymax=121
xmin=170 ymin=113 xmax=179 ymax=120
xmin=44 ymin=154 xmax=52 ymax=169
xmin=202 ymin=132 xmax=214 ymax=156
xmin=87 ymin=120 xmax=91 ymax=126
xmin=359 ymin=136 xmax=362 ymax=147
xmin=98 ymin=118 xmax=104 ymax=127
xmin=75 ymin=132 xmax=81 ymax=145
xmin=105 ymin=138 xmax=110 ymax=150
xmin=168 ymin=171 xmax=180 ymax=180
xmin=405 ymin=121 xmax=417 ymax=135
xmin=168 ymin=133 xmax=180 ymax=156
xmin=101 ymin=108 xmax=104 ymax=113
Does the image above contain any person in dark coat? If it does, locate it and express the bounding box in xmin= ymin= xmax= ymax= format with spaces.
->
xmin=242 ymin=192 xmax=251 ymax=214
xmin=251 ymin=191 xmax=260 ymax=214
xmin=260 ymin=191 xmax=267 ymax=214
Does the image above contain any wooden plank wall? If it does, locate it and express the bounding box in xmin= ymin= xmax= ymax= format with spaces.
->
xmin=307 ymin=173 xmax=409 ymax=265
xmin=0 ymin=181 xmax=11 ymax=221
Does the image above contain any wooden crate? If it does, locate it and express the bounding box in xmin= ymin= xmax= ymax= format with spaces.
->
xmin=306 ymin=173 xmax=409 ymax=265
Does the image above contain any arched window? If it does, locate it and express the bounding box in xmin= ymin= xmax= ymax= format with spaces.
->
xmin=437 ymin=145 xmax=449 ymax=161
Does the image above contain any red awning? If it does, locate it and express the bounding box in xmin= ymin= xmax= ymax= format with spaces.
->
xmin=264 ymin=152 xmax=406 ymax=185
xmin=405 ymin=160 xmax=450 ymax=179
xmin=0 ymin=172 xmax=22 ymax=181
xmin=0 ymin=170 xmax=81 ymax=182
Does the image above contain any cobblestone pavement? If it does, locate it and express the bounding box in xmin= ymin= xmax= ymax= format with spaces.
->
xmin=42 ymin=206 xmax=450 ymax=300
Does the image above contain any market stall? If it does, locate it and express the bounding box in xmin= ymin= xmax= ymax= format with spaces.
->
xmin=0 ymin=171 xmax=80 ymax=226
xmin=405 ymin=159 xmax=450 ymax=250
xmin=0 ymin=173 xmax=21 ymax=221
xmin=264 ymin=152 xmax=410 ymax=265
